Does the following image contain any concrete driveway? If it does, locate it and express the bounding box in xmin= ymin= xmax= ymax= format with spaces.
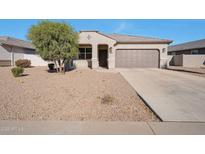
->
xmin=119 ymin=69 xmax=205 ymax=122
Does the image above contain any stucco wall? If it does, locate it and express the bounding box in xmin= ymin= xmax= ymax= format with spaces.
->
xmin=12 ymin=47 xmax=25 ymax=65
xmin=0 ymin=45 xmax=11 ymax=60
xmin=183 ymin=55 xmax=205 ymax=67
xmin=24 ymin=53 xmax=48 ymax=66
xmin=73 ymin=60 xmax=91 ymax=69
xmin=0 ymin=45 xmax=24 ymax=65
xmin=173 ymin=55 xmax=183 ymax=66
xmin=79 ymin=31 xmax=116 ymax=69
xmin=169 ymin=54 xmax=205 ymax=67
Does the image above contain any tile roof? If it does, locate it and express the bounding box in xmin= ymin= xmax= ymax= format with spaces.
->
xmin=0 ymin=36 xmax=35 ymax=49
xmin=168 ymin=39 xmax=205 ymax=52
xmin=105 ymin=33 xmax=172 ymax=44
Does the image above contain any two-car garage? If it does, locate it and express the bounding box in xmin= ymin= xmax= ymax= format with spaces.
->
xmin=115 ymin=49 xmax=159 ymax=68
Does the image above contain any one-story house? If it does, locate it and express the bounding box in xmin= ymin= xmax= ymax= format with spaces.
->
xmin=168 ymin=39 xmax=205 ymax=67
xmin=168 ymin=39 xmax=205 ymax=55
xmin=77 ymin=31 xmax=172 ymax=69
xmin=0 ymin=36 xmax=47 ymax=66
xmin=0 ymin=31 xmax=172 ymax=68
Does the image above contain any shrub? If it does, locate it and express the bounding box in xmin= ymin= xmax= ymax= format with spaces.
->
xmin=48 ymin=63 xmax=55 ymax=70
xmin=15 ymin=59 xmax=31 ymax=68
xmin=101 ymin=94 xmax=114 ymax=104
xmin=11 ymin=67 xmax=24 ymax=77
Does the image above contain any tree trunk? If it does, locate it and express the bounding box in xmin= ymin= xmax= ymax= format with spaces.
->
xmin=53 ymin=60 xmax=59 ymax=73
xmin=58 ymin=59 xmax=65 ymax=73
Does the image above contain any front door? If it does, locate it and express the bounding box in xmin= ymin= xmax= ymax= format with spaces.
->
xmin=98 ymin=50 xmax=108 ymax=68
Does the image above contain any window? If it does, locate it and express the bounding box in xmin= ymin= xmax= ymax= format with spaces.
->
xmin=85 ymin=48 xmax=92 ymax=59
xmin=78 ymin=48 xmax=92 ymax=59
xmin=191 ymin=49 xmax=199 ymax=54
xmin=79 ymin=48 xmax=85 ymax=59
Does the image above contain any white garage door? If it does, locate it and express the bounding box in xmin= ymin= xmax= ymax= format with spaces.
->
xmin=115 ymin=49 xmax=159 ymax=68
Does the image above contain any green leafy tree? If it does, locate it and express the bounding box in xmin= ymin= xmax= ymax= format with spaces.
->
xmin=27 ymin=20 xmax=78 ymax=72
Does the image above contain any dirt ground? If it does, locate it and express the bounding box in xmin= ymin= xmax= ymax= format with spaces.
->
xmin=0 ymin=67 xmax=159 ymax=121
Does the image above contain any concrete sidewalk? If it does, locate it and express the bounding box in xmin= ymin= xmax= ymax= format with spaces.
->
xmin=0 ymin=121 xmax=205 ymax=135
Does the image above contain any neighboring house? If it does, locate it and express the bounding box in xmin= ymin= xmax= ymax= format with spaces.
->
xmin=0 ymin=36 xmax=47 ymax=66
xmin=168 ymin=39 xmax=205 ymax=55
xmin=0 ymin=31 xmax=173 ymax=68
xmin=168 ymin=39 xmax=205 ymax=67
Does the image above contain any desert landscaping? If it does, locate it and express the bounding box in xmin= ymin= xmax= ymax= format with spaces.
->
xmin=0 ymin=67 xmax=159 ymax=121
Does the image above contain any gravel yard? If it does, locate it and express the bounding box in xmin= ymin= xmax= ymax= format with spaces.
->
xmin=0 ymin=67 xmax=159 ymax=121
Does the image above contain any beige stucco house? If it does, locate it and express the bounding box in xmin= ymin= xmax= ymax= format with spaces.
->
xmin=0 ymin=31 xmax=172 ymax=68
xmin=77 ymin=31 xmax=172 ymax=69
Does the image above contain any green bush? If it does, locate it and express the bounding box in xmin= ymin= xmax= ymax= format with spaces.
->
xmin=15 ymin=59 xmax=31 ymax=68
xmin=11 ymin=67 xmax=24 ymax=77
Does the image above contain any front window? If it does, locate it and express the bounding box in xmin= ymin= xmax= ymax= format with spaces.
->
xmin=78 ymin=48 xmax=92 ymax=60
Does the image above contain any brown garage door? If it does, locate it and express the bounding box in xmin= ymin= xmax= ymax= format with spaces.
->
xmin=115 ymin=49 xmax=159 ymax=68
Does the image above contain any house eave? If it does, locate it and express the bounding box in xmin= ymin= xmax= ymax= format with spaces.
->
xmin=168 ymin=47 xmax=205 ymax=53
xmin=0 ymin=42 xmax=35 ymax=50
xmin=114 ymin=41 xmax=172 ymax=45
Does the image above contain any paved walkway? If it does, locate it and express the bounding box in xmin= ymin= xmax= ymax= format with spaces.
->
xmin=119 ymin=69 xmax=205 ymax=122
xmin=0 ymin=121 xmax=205 ymax=135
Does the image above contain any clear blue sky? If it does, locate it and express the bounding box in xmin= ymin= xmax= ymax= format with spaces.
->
xmin=0 ymin=19 xmax=205 ymax=45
